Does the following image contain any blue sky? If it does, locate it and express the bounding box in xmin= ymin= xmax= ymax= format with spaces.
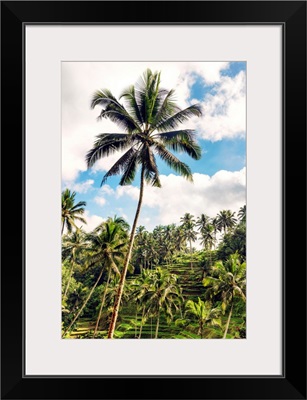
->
xmin=62 ymin=62 xmax=246 ymax=232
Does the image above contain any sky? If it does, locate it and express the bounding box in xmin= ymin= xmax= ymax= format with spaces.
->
xmin=62 ymin=62 xmax=246 ymax=234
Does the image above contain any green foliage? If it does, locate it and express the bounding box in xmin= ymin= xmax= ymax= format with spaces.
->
xmin=217 ymin=222 xmax=246 ymax=261
xmin=62 ymin=208 xmax=246 ymax=339
xmin=203 ymin=252 xmax=246 ymax=338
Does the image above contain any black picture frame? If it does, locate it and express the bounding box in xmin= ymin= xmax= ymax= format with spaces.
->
xmin=1 ymin=1 xmax=306 ymax=399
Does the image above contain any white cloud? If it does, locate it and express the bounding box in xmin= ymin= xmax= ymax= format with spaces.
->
xmin=75 ymin=210 xmax=104 ymax=232
xmin=67 ymin=179 xmax=94 ymax=193
xmin=116 ymin=185 xmax=139 ymax=200
xmin=196 ymin=71 xmax=246 ymax=141
xmin=94 ymin=196 xmax=107 ymax=207
xmin=115 ymin=168 xmax=246 ymax=230
xmin=115 ymin=208 xmax=128 ymax=221
xmin=100 ymin=185 xmax=115 ymax=196
xmin=189 ymin=62 xmax=229 ymax=85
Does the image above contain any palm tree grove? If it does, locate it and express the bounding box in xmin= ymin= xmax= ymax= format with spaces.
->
xmin=62 ymin=67 xmax=247 ymax=339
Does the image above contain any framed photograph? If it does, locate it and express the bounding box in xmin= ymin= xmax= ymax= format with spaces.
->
xmin=1 ymin=1 xmax=306 ymax=399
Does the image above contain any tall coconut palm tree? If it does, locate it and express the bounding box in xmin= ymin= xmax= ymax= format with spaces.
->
xmin=203 ymin=252 xmax=246 ymax=338
xmin=174 ymin=226 xmax=187 ymax=253
xmin=134 ymin=227 xmax=150 ymax=272
xmin=86 ymin=69 xmax=202 ymax=338
xmin=62 ymin=228 xmax=88 ymax=299
xmin=211 ymin=216 xmax=220 ymax=249
xmin=200 ymin=224 xmax=215 ymax=251
xmin=62 ymin=220 xmax=127 ymax=338
xmin=200 ymin=223 xmax=215 ymax=267
xmin=61 ymin=189 xmax=87 ymax=235
xmin=180 ymin=213 xmax=197 ymax=269
xmin=185 ymin=297 xmax=221 ymax=339
xmin=180 ymin=213 xmax=197 ymax=253
xmin=146 ymin=235 xmax=159 ymax=269
xmin=88 ymin=221 xmax=128 ymax=337
xmin=216 ymin=210 xmax=237 ymax=235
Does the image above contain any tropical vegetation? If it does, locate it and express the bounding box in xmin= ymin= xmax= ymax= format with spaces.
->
xmin=62 ymin=204 xmax=246 ymax=339
xmin=61 ymin=69 xmax=246 ymax=339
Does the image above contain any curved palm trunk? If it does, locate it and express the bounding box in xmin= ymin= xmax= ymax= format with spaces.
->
xmin=93 ymin=267 xmax=112 ymax=337
xmin=63 ymin=258 xmax=75 ymax=299
xmin=223 ymin=302 xmax=234 ymax=339
xmin=155 ymin=309 xmax=160 ymax=339
xmin=61 ymin=220 xmax=65 ymax=235
xmin=108 ymin=168 xmax=145 ymax=339
xmin=62 ymin=267 xmax=104 ymax=338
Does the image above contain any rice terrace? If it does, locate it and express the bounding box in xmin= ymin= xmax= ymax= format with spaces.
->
xmin=61 ymin=62 xmax=246 ymax=339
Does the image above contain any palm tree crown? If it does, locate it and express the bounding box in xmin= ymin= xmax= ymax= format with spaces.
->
xmin=61 ymin=189 xmax=87 ymax=235
xmin=185 ymin=297 xmax=221 ymax=338
xmin=216 ymin=209 xmax=237 ymax=235
xmin=86 ymin=69 xmax=202 ymax=186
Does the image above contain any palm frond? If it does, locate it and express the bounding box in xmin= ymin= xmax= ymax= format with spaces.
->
xmin=157 ymin=129 xmax=202 ymax=160
xmin=86 ymin=133 xmax=131 ymax=169
xmin=154 ymin=143 xmax=193 ymax=181
xmin=70 ymin=201 xmax=87 ymax=211
xmin=135 ymin=69 xmax=168 ymax=124
xmin=155 ymin=104 xmax=202 ymax=132
xmin=118 ymin=150 xmax=139 ymax=186
xmin=141 ymin=145 xmax=161 ymax=187
xmin=97 ymin=109 xmax=140 ymax=133
xmin=101 ymin=147 xmax=137 ymax=186
xmin=120 ymin=85 xmax=144 ymax=126
xmin=90 ymin=89 xmax=124 ymax=110
xmin=110 ymin=259 xmax=121 ymax=276
xmin=150 ymin=89 xmax=181 ymax=129
xmin=74 ymin=216 xmax=87 ymax=225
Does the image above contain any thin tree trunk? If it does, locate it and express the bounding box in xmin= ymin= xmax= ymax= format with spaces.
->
xmin=62 ymin=267 xmax=104 ymax=338
xmin=138 ymin=306 xmax=146 ymax=339
xmin=61 ymin=220 xmax=65 ymax=235
xmin=189 ymin=239 xmax=193 ymax=270
xmin=107 ymin=167 xmax=145 ymax=339
xmin=93 ymin=267 xmax=112 ymax=338
xmin=63 ymin=260 xmax=74 ymax=299
xmin=155 ymin=310 xmax=160 ymax=339
xmin=223 ymin=302 xmax=234 ymax=339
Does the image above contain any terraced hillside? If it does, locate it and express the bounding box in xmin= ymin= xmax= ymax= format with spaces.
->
xmin=70 ymin=261 xmax=208 ymax=339
xmin=165 ymin=262 xmax=206 ymax=300
xmin=117 ymin=262 xmax=206 ymax=339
